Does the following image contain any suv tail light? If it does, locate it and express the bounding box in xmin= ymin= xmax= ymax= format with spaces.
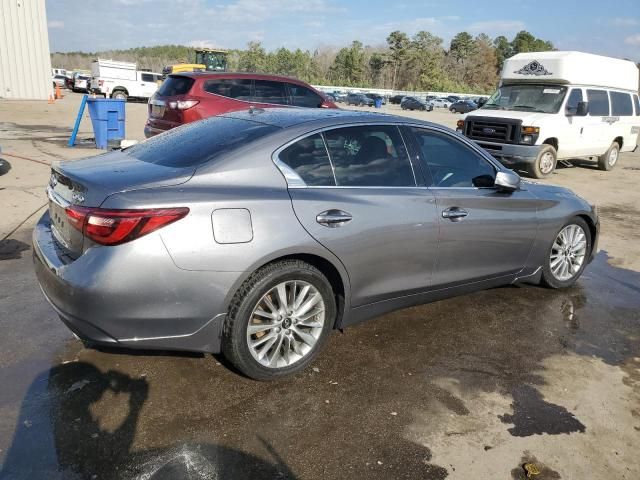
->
xmin=167 ymin=100 xmax=199 ymax=110
xmin=65 ymin=206 xmax=189 ymax=246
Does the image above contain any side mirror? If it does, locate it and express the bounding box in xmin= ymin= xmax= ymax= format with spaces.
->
xmin=576 ymin=101 xmax=588 ymax=116
xmin=494 ymin=170 xmax=521 ymax=192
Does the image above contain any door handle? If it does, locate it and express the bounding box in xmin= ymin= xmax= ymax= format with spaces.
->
xmin=442 ymin=207 xmax=468 ymax=221
xmin=316 ymin=209 xmax=352 ymax=227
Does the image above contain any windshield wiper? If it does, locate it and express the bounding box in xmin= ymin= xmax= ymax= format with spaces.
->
xmin=513 ymin=105 xmax=545 ymax=112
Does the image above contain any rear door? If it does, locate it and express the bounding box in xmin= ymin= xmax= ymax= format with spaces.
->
xmin=409 ymin=127 xmax=538 ymax=287
xmin=582 ymin=88 xmax=612 ymax=155
xmin=279 ymin=124 xmax=439 ymax=307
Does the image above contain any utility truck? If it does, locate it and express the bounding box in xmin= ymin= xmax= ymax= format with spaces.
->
xmin=457 ymin=51 xmax=640 ymax=178
xmin=89 ymin=59 xmax=162 ymax=101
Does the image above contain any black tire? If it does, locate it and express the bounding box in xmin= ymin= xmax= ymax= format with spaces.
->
xmin=527 ymin=144 xmax=557 ymax=179
xmin=420 ymin=105 xmax=426 ymax=111
xmin=451 ymin=108 xmax=457 ymax=113
xmin=222 ymin=260 xmax=336 ymax=381
xmin=541 ymin=217 xmax=592 ymax=289
xmin=597 ymin=141 xmax=620 ymax=171
xmin=111 ymin=90 xmax=127 ymax=101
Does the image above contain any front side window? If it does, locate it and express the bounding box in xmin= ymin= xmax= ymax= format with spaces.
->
xmin=141 ymin=73 xmax=154 ymax=82
xmin=288 ymin=84 xmax=323 ymax=108
xmin=483 ymin=84 xmax=567 ymax=114
xmin=634 ymin=94 xmax=640 ymax=116
xmin=587 ymin=89 xmax=610 ymax=116
xmin=323 ymin=125 xmax=415 ymax=187
xmin=565 ymin=88 xmax=583 ymax=115
xmin=412 ymin=128 xmax=496 ymax=188
xmin=610 ymin=91 xmax=633 ymax=116
xmin=277 ymin=134 xmax=335 ymax=186
xmin=204 ymin=79 xmax=253 ymax=100
xmin=253 ymin=80 xmax=288 ymax=105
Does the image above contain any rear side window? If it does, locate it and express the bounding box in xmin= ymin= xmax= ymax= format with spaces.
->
xmin=634 ymin=95 xmax=640 ymax=116
xmin=125 ymin=117 xmax=277 ymax=167
xmin=323 ymin=125 xmax=415 ymax=187
xmin=204 ymin=79 xmax=253 ymax=100
xmin=278 ymin=134 xmax=335 ymax=186
xmin=412 ymin=128 xmax=495 ymax=188
xmin=610 ymin=91 xmax=634 ymax=116
xmin=565 ymin=88 xmax=583 ymax=114
xmin=157 ymin=76 xmax=194 ymax=96
xmin=254 ymin=80 xmax=288 ymax=105
xmin=288 ymin=83 xmax=323 ymax=108
xmin=587 ymin=89 xmax=610 ymax=116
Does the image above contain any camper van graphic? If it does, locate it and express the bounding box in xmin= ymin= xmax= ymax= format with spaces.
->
xmin=514 ymin=61 xmax=552 ymax=76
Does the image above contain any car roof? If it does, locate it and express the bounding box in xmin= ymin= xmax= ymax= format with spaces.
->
xmin=171 ymin=71 xmax=310 ymax=84
xmin=218 ymin=107 xmax=441 ymax=130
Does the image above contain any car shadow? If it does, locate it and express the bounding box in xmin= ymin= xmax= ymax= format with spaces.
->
xmin=0 ymin=361 xmax=299 ymax=480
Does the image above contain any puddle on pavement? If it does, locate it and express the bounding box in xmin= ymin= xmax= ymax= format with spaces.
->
xmin=0 ymin=251 xmax=638 ymax=479
xmin=0 ymin=239 xmax=31 ymax=261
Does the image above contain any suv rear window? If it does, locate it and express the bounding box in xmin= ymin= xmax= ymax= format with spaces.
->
xmin=157 ymin=76 xmax=195 ymax=96
xmin=125 ymin=117 xmax=278 ymax=167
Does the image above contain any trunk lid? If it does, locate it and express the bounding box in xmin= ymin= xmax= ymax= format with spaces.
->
xmin=48 ymin=149 xmax=194 ymax=257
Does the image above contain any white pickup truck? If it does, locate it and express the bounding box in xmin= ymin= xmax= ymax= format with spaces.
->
xmin=89 ymin=59 xmax=162 ymax=101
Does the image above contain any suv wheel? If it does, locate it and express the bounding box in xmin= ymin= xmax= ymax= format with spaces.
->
xmin=222 ymin=260 xmax=336 ymax=380
xmin=112 ymin=90 xmax=127 ymax=101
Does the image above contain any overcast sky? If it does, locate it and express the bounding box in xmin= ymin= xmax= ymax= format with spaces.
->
xmin=46 ymin=0 xmax=640 ymax=61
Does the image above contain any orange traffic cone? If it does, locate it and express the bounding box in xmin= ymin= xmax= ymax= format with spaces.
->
xmin=55 ymin=84 xmax=63 ymax=100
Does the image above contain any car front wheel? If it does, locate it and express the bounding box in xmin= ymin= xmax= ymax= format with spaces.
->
xmin=541 ymin=217 xmax=591 ymax=289
xmin=222 ymin=260 xmax=335 ymax=380
xmin=527 ymin=144 xmax=557 ymax=179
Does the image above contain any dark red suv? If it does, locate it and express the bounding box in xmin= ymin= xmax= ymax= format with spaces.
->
xmin=144 ymin=72 xmax=338 ymax=137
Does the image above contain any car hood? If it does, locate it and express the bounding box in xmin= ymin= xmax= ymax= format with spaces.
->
xmin=462 ymin=109 xmax=552 ymax=124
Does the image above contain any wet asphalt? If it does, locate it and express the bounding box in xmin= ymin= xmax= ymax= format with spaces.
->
xmin=0 ymin=225 xmax=639 ymax=480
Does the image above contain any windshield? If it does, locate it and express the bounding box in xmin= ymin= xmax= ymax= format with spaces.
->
xmin=483 ymin=84 xmax=567 ymax=114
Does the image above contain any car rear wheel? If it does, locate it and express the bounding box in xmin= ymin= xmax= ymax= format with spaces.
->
xmin=112 ymin=90 xmax=127 ymax=101
xmin=597 ymin=141 xmax=620 ymax=171
xmin=222 ymin=260 xmax=335 ymax=380
xmin=451 ymin=108 xmax=457 ymax=113
xmin=541 ymin=217 xmax=591 ymax=289
xmin=527 ymin=144 xmax=557 ymax=179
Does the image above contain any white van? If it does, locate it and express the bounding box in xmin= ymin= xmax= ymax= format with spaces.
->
xmin=458 ymin=51 xmax=640 ymax=178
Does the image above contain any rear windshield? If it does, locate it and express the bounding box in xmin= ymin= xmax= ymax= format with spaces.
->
xmin=124 ymin=117 xmax=279 ymax=167
xmin=157 ymin=76 xmax=195 ymax=96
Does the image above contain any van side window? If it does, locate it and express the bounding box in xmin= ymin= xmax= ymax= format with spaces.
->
xmin=586 ymin=89 xmax=610 ymax=116
xmin=633 ymin=94 xmax=640 ymax=116
xmin=610 ymin=92 xmax=633 ymax=116
xmin=565 ymin=89 xmax=583 ymax=115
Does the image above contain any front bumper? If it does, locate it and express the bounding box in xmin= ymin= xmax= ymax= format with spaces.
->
xmin=471 ymin=140 xmax=541 ymax=165
xmin=32 ymin=211 xmax=233 ymax=353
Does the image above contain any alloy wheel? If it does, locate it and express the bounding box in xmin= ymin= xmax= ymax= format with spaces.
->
xmin=550 ymin=224 xmax=587 ymax=281
xmin=247 ymin=280 xmax=326 ymax=368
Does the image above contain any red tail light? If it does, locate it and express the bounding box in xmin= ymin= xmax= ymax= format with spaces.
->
xmin=167 ymin=100 xmax=199 ymax=110
xmin=65 ymin=206 xmax=189 ymax=246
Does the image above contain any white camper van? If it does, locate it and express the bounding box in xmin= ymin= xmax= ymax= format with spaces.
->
xmin=458 ymin=51 xmax=640 ymax=178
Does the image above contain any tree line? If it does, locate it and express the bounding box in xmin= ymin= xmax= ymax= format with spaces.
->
xmin=50 ymin=30 xmax=554 ymax=94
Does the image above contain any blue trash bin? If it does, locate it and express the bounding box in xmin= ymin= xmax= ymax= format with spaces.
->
xmin=86 ymin=98 xmax=126 ymax=149
xmin=374 ymin=98 xmax=382 ymax=109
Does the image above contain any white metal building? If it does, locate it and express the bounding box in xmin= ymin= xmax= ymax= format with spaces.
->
xmin=0 ymin=0 xmax=53 ymax=100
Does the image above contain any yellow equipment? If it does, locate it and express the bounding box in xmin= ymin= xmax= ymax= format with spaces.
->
xmin=162 ymin=48 xmax=228 ymax=77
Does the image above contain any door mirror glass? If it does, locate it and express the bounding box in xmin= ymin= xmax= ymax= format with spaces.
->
xmin=575 ymin=101 xmax=589 ymax=116
xmin=494 ymin=170 xmax=521 ymax=192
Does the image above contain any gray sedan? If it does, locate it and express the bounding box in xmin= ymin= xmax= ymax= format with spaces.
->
xmin=33 ymin=108 xmax=599 ymax=380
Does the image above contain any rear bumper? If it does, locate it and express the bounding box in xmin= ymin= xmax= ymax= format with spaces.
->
xmin=144 ymin=123 xmax=169 ymax=138
xmin=32 ymin=211 xmax=233 ymax=353
xmin=471 ymin=140 xmax=541 ymax=164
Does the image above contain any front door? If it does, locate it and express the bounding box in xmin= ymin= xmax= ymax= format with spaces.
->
xmin=409 ymin=127 xmax=538 ymax=287
xmin=276 ymin=124 xmax=439 ymax=307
